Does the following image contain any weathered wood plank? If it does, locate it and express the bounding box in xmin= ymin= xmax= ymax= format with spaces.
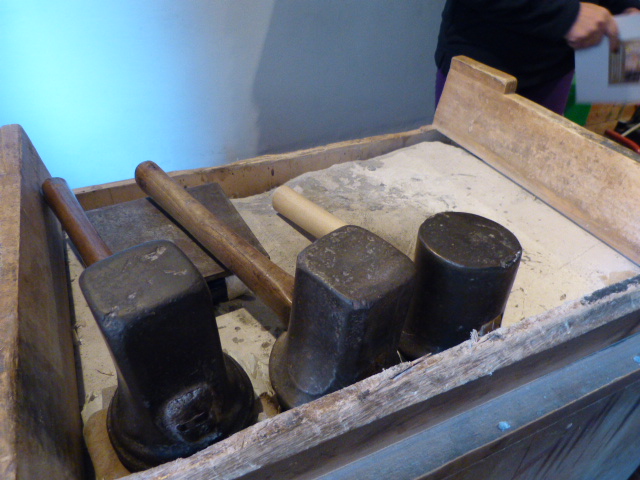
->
xmin=0 ymin=167 xmax=20 ymax=480
xmin=431 ymin=381 xmax=640 ymax=480
xmin=74 ymin=127 xmax=440 ymax=210
xmin=434 ymin=56 xmax=640 ymax=264
xmin=0 ymin=125 xmax=84 ymax=479
xmin=316 ymin=331 xmax=640 ymax=480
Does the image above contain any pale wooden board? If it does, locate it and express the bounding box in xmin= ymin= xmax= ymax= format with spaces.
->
xmin=0 ymin=158 xmax=20 ymax=480
xmin=435 ymin=56 xmax=640 ymax=264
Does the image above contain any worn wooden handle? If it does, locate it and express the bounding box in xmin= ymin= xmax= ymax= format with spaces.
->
xmin=42 ymin=177 xmax=113 ymax=266
xmin=272 ymin=186 xmax=348 ymax=239
xmin=135 ymin=161 xmax=294 ymax=326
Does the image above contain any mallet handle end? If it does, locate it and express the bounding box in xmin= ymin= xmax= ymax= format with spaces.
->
xmin=272 ymin=186 xmax=347 ymax=239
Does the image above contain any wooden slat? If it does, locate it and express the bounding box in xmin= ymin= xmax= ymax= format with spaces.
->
xmin=0 ymin=169 xmax=20 ymax=480
xmin=434 ymin=56 xmax=640 ymax=264
xmin=74 ymin=126 xmax=440 ymax=210
xmin=434 ymin=382 xmax=640 ymax=479
xmin=315 ymin=332 xmax=640 ymax=480
xmin=0 ymin=125 xmax=84 ymax=479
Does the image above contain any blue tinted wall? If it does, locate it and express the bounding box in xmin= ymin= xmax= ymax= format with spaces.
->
xmin=1 ymin=1 xmax=443 ymax=188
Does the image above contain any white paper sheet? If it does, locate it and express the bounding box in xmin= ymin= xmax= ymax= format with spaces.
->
xmin=575 ymin=13 xmax=640 ymax=103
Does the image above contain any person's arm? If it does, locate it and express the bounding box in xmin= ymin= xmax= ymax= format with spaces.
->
xmin=599 ymin=0 xmax=640 ymax=14
xmin=565 ymin=1 xmax=640 ymax=50
xmin=457 ymin=0 xmax=580 ymax=40
xmin=459 ymin=0 xmax=630 ymax=50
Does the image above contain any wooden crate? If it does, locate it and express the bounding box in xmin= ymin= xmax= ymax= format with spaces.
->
xmin=2 ymin=56 xmax=640 ymax=480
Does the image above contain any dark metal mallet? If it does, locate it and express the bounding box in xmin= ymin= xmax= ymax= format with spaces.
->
xmin=401 ymin=211 xmax=522 ymax=357
xmin=42 ymin=178 xmax=256 ymax=472
xmin=272 ymin=186 xmax=522 ymax=360
xmin=134 ymin=161 xmax=416 ymax=410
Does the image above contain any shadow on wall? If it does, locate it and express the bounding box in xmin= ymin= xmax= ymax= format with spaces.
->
xmin=252 ymin=0 xmax=441 ymax=155
xmin=0 ymin=1 xmax=443 ymax=188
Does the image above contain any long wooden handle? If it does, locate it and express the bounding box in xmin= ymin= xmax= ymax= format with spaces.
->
xmin=42 ymin=177 xmax=113 ymax=266
xmin=135 ymin=161 xmax=294 ymax=326
xmin=272 ymin=186 xmax=348 ymax=239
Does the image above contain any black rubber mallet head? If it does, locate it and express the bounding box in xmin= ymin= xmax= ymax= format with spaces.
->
xmin=272 ymin=186 xmax=522 ymax=360
xmin=42 ymin=178 xmax=256 ymax=471
xmin=400 ymin=211 xmax=522 ymax=357
xmin=134 ymin=161 xmax=416 ymax=410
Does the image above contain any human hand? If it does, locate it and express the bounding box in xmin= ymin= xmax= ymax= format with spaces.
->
xmin=565 ymin=2 xmax=619 ymax=51
xmin=624 ymin=7 xmax=640 ymax=14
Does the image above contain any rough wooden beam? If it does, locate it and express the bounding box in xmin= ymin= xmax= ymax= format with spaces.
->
xmin=74 ymin=126 xmax=439 ymax=211
xmin=0 ymin=125 xmax=84 ymax=480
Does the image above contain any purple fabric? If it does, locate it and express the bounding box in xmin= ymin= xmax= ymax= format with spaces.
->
xmin=435 ymin=68 xmax=575 ymax=116
xmin=435 ymin=68 xmax=447 ymax=112
xmin=517 ymin=70 xmax=575 ymax=115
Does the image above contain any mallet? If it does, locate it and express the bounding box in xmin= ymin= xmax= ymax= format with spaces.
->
xmin=272 ymin=185 xmax=522 ymax=359
xmin=134 ymin=161 xmax=416 ymax=410
xmin=42 ymin=178 xmax=256 ymax=471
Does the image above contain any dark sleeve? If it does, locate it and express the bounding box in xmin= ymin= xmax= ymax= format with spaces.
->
xmin=457 ymin=0 xmax=581 ymax=40
xmin=599 ymin=0 xmax=640 ymax=14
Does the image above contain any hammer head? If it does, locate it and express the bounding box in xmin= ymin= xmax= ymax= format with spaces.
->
xmin=400 ymin=212 xmax=522 ymax=359
xmin=80 ymin=240 xmax=255 ymax=471
xmin=269 ymin=225 xmax=416 ymax=409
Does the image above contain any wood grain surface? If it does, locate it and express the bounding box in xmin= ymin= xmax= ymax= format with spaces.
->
xmin=74 ymin=127 xmax=439 ymax=210
xmin=0 ymin=125 xmax=84 ymax=479
xmin=435 ymin=56 xmax=640 ymax=264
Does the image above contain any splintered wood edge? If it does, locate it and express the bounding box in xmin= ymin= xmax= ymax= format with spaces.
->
xmin=73 ymin=126 xmax=438 ymax=211
xmin=126 ymin=277 xmax=640 ymax=480
xmin=434 ymin=56 xmax=640 ymax=264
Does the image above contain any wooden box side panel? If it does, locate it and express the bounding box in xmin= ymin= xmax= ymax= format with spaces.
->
xmin=0 ymin=125 xmax=84 ymax=480
xmin=431 ymin=375 xmax=640 ymax=480
xmin=0 ymin=131 xmax=21 ymax=480
xmin=434 ymin=56 xmax=640 ymax=264
xmin=320 ymin=329 xmax=640 ymax=480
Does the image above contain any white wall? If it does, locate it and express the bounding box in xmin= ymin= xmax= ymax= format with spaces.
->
xmin=0 ymin=1 xmax=445 ymax=188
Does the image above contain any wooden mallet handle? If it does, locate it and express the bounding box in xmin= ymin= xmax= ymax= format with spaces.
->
xmin=42 ymin=177 xmax=113 ymax=266
xmin=135 ymin=161 xmax=294 ymax=326
xmin=272 ymin=186 xmax=347 ymax=239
